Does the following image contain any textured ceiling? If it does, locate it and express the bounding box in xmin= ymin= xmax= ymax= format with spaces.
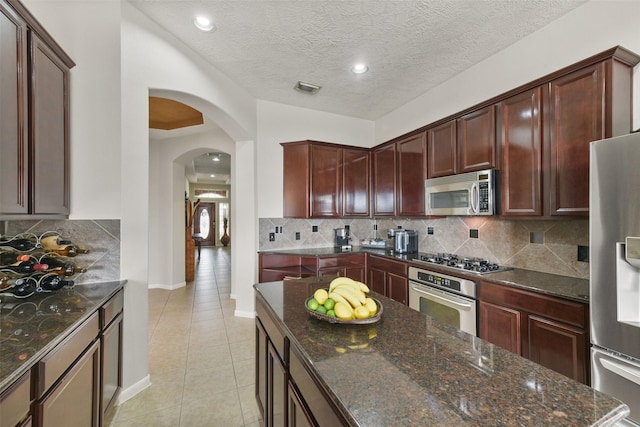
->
xmin=128 ymin=0 xmax=587 ymax=120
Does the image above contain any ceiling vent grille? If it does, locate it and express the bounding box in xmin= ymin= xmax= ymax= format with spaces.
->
xmin=294 ymin=81 xmax=321 ymax=94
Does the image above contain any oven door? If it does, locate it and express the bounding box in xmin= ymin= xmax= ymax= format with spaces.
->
xmin=409 ymin=280 xmax=477 ymax=336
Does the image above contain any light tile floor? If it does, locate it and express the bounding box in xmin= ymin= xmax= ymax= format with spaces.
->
xmin=107 ymin=246 xmax=261 ymax=427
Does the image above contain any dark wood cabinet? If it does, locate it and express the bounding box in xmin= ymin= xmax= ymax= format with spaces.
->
xmin=427 ymin=120 xmax=456 ymax=178
xmin=478 ymin=280 xmax=589 ymax=384
xmin=100 ymin=290 xmax=123 ymax=424
xmin=342 ymin=147 xmax=370 ymax=217
xmin=457 ymin=105 xmax=497 ymax=173
xmin=282 ymin=141 xmax=369 ymax=218
xmin=372 ymin=143 xmax=397 ymax=216
xmin=397 ymin=132 xmax=427 ymax=216
xmin=0 ymin=0 xmax=28 ymax=215
xmin=499 ymin=48 xmax=637 ymax=218
xmin=0 ymin=0 xmax=74 ymax=219
xmin=268 ymin=342 xmax=287 ymax=426
xmin=0 ymin=371 xmax=31 ymax=427
xmin=499 ymin=87 xmax=543 ymax=216
xmin=366 ymin=254 xmax=408 ymax=305
xmin=287 ymin=384 xmax=313 ymax=427
xmin=259 ymin=254 xmax=317 ymax=282
xmin=316 ymin=254 xmax=365 ymax=282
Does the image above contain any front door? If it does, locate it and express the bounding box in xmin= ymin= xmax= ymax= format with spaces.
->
xmin=194 ymin=203 xmax=216 ymax=246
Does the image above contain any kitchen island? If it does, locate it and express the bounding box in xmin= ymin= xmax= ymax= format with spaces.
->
xmin=255 ymin=277 xmax=628 ymax=426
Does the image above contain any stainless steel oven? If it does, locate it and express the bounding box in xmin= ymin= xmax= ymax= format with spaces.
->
xmin=408 ymin=266 xmax=477 ymax=336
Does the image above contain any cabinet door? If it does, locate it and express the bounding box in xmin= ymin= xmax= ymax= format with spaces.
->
xmin=310 ymin=144 xmax=341 ymax=217
xmin=372 ymin=144 xmax=396 ymax=216
xmin=528 ymin=315 xmax=587 ymax=383
xmin=255 ymin=319 xmax=268 ymax=421
xmin=36 ymin=340 xmax=100 ymax=427
xmin=367 ymin=266 xmax=386 ymax=296
xmin=387 ymin=273 xmax=408 ymax=306
xmin=30 ymin=34 xmax=70 ymax=215
xmin=342 ymin=148 xmax=370 ymax=217
xmin=101 ymin=313 xmax=122 ymax=420
xmin=457 ymin=105 xmax=497 ymax=173
xmin=0 ymin=371 xmax=30 ymax=427
xmin=0 ymin=1 xmax=28 ymax=214
xmin=499 ymin=88 xmax=543 ymax=216
xmin=282 ymin=143 xmax=311 ymax=218
xmin=427 ymin=120 xmax=456 ymax=178
xmin=547 ymin=63 xmax=604 ymax=216
xmin=288 ymin=384 xmax=314 ymax=427
xmin=479 ymin=301 xmax=522 ymax=355
xmin=268 ymin=342 xmax=287 ymax=426
xmin=397 ymin=132 xmax=427 ymax=216
xmin=343 ymin=266 xmax=365 ymax=283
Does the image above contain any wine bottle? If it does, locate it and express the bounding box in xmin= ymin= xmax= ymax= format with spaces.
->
xmin=0 ymin=237 xmax=37 ymax=251
xmin=37 ymin=255 xmax=86 ymax=276
xmin=0 ymin=250 xmax=31 ymax=265
xmin=0 ymin=278 xmax=36 ymax=298
xmin=0 ymin=259 xmax=48 ymax=274
xmin=40 ymin=235 xmax=89 ymax=257
xmin=31 ymin=273 xmax=74 ymax=291
xmin=0 ymin=271 xmax=26 ymax=291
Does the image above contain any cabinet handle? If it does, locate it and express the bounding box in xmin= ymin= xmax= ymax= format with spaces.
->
xmin=600 ymin=357 xmax=640 ymax=386
xmin=410 ymin=285 xmax=473 ymax=309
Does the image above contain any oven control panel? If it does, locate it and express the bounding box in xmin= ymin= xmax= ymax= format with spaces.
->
xmin=408 ymin=267 xmax=477 ymax=298
xmin=417 ymin=272 xmax=461 ymax=292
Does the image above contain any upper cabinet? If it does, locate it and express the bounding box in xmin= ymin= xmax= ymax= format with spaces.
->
xmin=427 ymin=120 xmax=456 ymax=178
xmin=372 ymin=132 xmax=427 ymax=217
xmin=282 ymin=140 xmax=369 ymax=218
xmin=457 ymin=105 xmax=497 ymax=174
xmin=0 ymin=0 xmax=75 ymax=219
xmin=500 ymin=48 xmax=638 ymax=218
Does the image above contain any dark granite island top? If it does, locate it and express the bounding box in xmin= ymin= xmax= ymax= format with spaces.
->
xmin=254 ymin=277 xmax=629 ymax=426
xmin=0 ymin=280 xmax=126 ymax=394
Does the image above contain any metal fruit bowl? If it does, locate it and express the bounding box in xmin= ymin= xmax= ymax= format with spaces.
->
xmin=305 ymin=296 xmax=383 ymax=324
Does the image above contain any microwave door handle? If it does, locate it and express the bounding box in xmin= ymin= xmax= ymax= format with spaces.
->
xmin=600 ymin=358 xmax=640 ymax=386
xmin=470 ymin=183 xmax=479 ymax=214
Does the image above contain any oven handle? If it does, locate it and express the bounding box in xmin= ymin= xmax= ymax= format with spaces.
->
xmin=470 ymin=182 xmax=479 ymax=214
xmin=410 ymin=284 xmax=474 ymax=309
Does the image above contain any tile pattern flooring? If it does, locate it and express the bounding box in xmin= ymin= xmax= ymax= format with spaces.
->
xmin=107 ymin=247 xmax=262 ymax=426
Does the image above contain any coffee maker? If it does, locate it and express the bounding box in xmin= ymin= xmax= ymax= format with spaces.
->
xmin=334 ymin=228 xmax=352 ymax=251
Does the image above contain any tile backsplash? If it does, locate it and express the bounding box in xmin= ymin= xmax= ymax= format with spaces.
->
xmin=3 ymin=219 xmax=121 ymax=284
xmin=259 ymin=217 xmax=589 ymax=279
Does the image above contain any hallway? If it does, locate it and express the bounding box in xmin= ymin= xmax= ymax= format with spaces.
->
xmin=108 ymin=247 xmax=261 ymax=426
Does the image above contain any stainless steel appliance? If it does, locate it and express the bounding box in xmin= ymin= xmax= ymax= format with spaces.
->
xmin=590 ymin=133 xmax=640 ymax=426
xmin=408 ymin=266 xmax=477 ymax=336
xmin=388 ymin=229 xmax=418 ymax=254
xmin=411 ymin=252 xmax=511 ymax=275
xmin=425 ymin=169 xmax=496 ymax=216
xmin=334 ymin=228 xmax=352 ymax=251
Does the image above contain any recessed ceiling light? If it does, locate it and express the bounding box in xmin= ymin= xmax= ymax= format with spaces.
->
xmin=210 ymin=174 xmax=216 ymax=178
xmin=351 ymin=63 xmax=368 ymax=74
xmin=294 ymin=81 xmax=321 ymax=94
xmin=194 ymin=16 xmax=215 ymax=32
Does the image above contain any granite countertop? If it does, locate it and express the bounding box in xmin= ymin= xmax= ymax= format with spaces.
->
xmin=0 ymin=280 xmax=126 ymax=394
xmin=255 ymin=278 xmax=628 ymax=426
xmin=259 ymin=247 xmax=590 ymax=302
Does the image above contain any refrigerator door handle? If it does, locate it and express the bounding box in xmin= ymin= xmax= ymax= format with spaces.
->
xmin=601 ymin=357 xmax=640 ymax=387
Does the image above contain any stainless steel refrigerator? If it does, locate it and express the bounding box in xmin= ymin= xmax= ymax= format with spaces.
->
xmin=590 ymin=132 xmax=640 ymax=427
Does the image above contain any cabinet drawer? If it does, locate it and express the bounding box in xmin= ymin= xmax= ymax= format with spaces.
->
xmin=317 ymin=254 xmax=365 ymax=269
xmin=101 ymin=289 xmax=124 ymax=329
xmin=367 ymin=255 xmax=407 ymax=277
xmin=289 ymin=346 xmax=346 ymax=426
xmin=34 ymin=311 xmax=99 ymax=398
xmin=255 ymin=298 xmax=287 ymax=362
xmin=480 ymin=281 xmax=586 ymax=328
xmin=0 ymin=371 xmax=31 ymax=427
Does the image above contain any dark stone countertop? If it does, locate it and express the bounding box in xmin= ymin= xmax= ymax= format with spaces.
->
xmin=0 ymin=280 xmax=126 ymax=394
xmin=259 ymin=247 xmax=590 ymax=302
xmin=254 ymin=277 xmax=628 ymax=426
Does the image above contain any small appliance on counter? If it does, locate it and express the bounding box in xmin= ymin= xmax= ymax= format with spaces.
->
xmin=334 ymin=228 xmax=352 ymax=251
xmin=360 ymin=238 xmax=388 ymax=249
xmin=388 ymin=229 xmax=418 ymax=254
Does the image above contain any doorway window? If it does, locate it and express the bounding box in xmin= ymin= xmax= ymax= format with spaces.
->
xmin=199 ymin=209 xmax=211 ymax=240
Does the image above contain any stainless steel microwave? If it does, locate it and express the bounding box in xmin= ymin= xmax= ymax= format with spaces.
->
xmin=425 ymin=169 xmax=496 ymax=216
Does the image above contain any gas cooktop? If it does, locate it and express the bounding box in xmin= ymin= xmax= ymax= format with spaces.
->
xmin=410 ymin=253 xmax=512 ymax=275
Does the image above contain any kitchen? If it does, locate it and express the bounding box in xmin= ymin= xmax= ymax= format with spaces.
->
xmin=1 ymin=0 xmax=640 ymax=426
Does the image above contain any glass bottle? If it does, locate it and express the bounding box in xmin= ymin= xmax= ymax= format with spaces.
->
xmin=0 ymin=278 xmax=36 ymax=298
xmin=31 ymin=273 xmax=75 ymax=291
xmin=0 ymin=271 xmax=26 ymax=291
xmin=0 ymin=237 xmax=37 ymax=251
xmin=40 ymin=235 xmax=89 ymax=257
xmin=37 ymin=255 xmax=86 ymax=276
xmin=0 ymin=250 xmax=31 ymax=265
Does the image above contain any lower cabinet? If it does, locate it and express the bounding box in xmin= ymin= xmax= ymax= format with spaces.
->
xmin=366 ymin=254 xmax=408 ymax=305
xmin=316 ymin=254 xmax=365 ymax=282
xmin=256 ymin=296 xmax=348 ymax=427
xmin=478 ymin=280 xmax=589 ymax=384
xmin=0 ymin=371 xmax=31 ymax=427
xmin=100 ymin=290 xmax=124 ymax=423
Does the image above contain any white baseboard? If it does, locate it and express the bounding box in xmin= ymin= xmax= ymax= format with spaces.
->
xmin=117 ymin=374 xmax=151 ymax=405
xmin=148 ymin=282 xmax=186 ymax=290
xmin=234 ymin=309 xmax=255 ymax=319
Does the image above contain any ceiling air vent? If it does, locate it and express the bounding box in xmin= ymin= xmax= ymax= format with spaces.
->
xmin=294 ymin=81 xmax=321 ymax=94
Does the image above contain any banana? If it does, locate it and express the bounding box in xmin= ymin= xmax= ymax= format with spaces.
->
xmin=332 ymin=286 xmax=366 ymax=308
xmin=328 ymin=292 xmax=351 ymax=308
xmin=329 ymin=276 xmax=358 ymax=292
xmin=357 ymin=282 xmax=371 ymax=293
xmin=332 ymin=282 xmax=362 ymax=295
